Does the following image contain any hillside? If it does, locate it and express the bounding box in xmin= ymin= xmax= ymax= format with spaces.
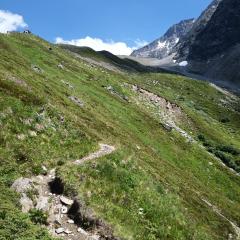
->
xmin=58 ymin=44 xmax=170 ymax=74
xmin=0 ymin=32 xmax=240 ymax=240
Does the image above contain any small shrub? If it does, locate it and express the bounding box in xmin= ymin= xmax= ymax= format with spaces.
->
xmin=29 ymin=209 xmax=48 ymax=225
xmin=220 ymin=118 xmax=230 ymax=123
xmin=216 ymin=145 xmax=240 ymax=156
xmin=197 ymin=134 xmax=206 ymax=142
xmin=57 ymin=159 xmax=65 ymax=166
xmin=0 ymin=210 xmax=7 ymax=220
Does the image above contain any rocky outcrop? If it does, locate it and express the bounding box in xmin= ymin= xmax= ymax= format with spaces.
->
xmin=182 ymin=0 xmax=240 ymax=90
xmin=174 ymin=0 xmax=223 ymax=61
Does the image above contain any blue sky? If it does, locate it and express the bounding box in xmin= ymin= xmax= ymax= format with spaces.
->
xmin=0 ymin=0 xmax=211 ymax=54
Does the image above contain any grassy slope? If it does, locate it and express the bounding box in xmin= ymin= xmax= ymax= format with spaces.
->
xmin=0 ymin=33 xmax=240 ymax=240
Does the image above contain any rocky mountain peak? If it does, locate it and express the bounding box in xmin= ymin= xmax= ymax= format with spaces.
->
xmin=131 ymin=19 xmax=195 ymax=59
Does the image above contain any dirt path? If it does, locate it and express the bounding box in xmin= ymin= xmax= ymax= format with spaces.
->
xmin=12 ymin=143 xmax=116 ymax=240
xmin=75 ymin=144 xmax=116 ymax=165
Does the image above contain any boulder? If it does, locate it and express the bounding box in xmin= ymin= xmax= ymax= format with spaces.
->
xmin=20 ymin=194 xmax=34 ymax=213
xmin=55 ymin=227 xmax=65 ymax=234
xmin=60 ymin=196 xmax=74 ymax=206
xmin=11 ymin=178 xmax=33 ymax=193
xmin=36 ymin=196 xmax=49 ymax=212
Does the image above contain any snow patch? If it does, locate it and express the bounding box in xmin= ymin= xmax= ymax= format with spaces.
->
xmin=157 ymin=41 xmax=167 ymax=49
xmin=179 ymin=61 xmax=188 ymax=67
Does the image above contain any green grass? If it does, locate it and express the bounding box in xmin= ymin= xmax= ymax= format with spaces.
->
xmin=0 ymin=32 xmax=240 ymax=240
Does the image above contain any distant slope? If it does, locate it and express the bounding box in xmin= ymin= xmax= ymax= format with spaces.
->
xmin=58 ymin=44 xmax=171 ymax=74
xmin=131 ymin=19 xmax=195 ymax=59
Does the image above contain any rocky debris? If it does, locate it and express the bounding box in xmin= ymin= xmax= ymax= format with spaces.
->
xmin=130 ymin=84 xmax=193 ymax=142
xmin=69 ymin=96 xmax=84 ymax=107
xmin=12 ymin=144 xmax=118 ymax=240
xmin=104 ymin=85 xmax=129 ymax=102
xmin=75 ymin=144 xmax=116 ymax=165
xmin=32 ymin=65 xmax=43 ymax=73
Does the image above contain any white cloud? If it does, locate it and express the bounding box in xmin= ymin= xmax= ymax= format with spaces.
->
xmin=0 ymin=10 xmax=28 ymax=33
xmin=56 ymin=36 xmax=148 ymax=56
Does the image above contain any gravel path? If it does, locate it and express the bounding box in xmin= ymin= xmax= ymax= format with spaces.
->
xmin=74 ymin=144 xmax=116 ymax=165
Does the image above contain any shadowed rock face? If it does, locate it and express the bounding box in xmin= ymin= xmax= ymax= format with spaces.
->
xmin=185 ymin=0 xmax=240 ymax=90
xmin=188 ymin=0 xmax=240 ymax=61
xmin=175 ymin=0 xmax=223 ymax=60
xmin=131 ymin=19 xmax=195 ymax=59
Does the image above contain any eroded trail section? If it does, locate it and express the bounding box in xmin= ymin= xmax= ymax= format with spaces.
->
xmin=201 ymin=198 xmax=240 ymax=239
xmin=75 ymin=144 xmax=116 ymax=165
xmin=11 ymin=143 xmax=117 ymax=240
xmin=129 ymin=84 xmax=194 ymax=142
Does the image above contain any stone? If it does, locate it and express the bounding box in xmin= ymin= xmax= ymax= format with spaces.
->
xmin=11 ymin=178 xmax=33 ymax=193
xmin=20 ymin=194 xmax=34 ymax=213
xmin=77 ymin=228 xmax=88 ymax=236
xmin=60 ymin=196 xmax=74 ymax=206
xmin=69 ymin=96 xmax=84 ymax=107
xmin=57 ymin=64 xmax=64 ymax=69
xmin=29 ymin=130 xmax=37 ymax=137
xmin=61 ymin=206 xmax=68 ymax=214
xmin=36 ymin=196 xmax=49 ymax=212
xmin=55 ymin=228 xmax=65 ymax=234
xmin=32 ymin=65 xmax=43 ymax=73
xmin=17 ymin=134 xmax=26 ymax=140
xmin=67 ymin=219 xmax=74 ymax=224
xmin=64 ymin=229 xmax=72 ymax=234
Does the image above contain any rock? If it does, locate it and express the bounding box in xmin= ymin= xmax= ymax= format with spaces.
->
xmin=11 ymin=178 xmax=33 ymax=193
xmin=20 ymin=194 xmax=34 ymax=213
xmin=32 ymin=65 xmax=43 ymax=73
xmin=55 ymin=227 xmax=65 ymax=234
xmin=60 ymin=196 xmax=74 ymax=206
xmin=42 ymin=165 xmax=47 ymax=172
xmin=17 ymin=134 xmax=26 ymax=140
xmin=77 ymin=227 xmax=88 ymax=236
xmin=67 ymin=219 xmax=74 ymax=224
xmin=36 ymin=196 xmax=49 ymax=212
xmin=64 ymin=229 xmax=72 ymax=234
xmin=61 ymin=206 xmax=68 ymax=214
xmin=57 ymin=63 xmax=64 ymax=69
xmin=161 ymin=123 xmax=173 ymax=132
xmin=29 ymin=130 xmax=37 ymax=137
xmin=69 ymin=96 xmax=84 ymax=107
